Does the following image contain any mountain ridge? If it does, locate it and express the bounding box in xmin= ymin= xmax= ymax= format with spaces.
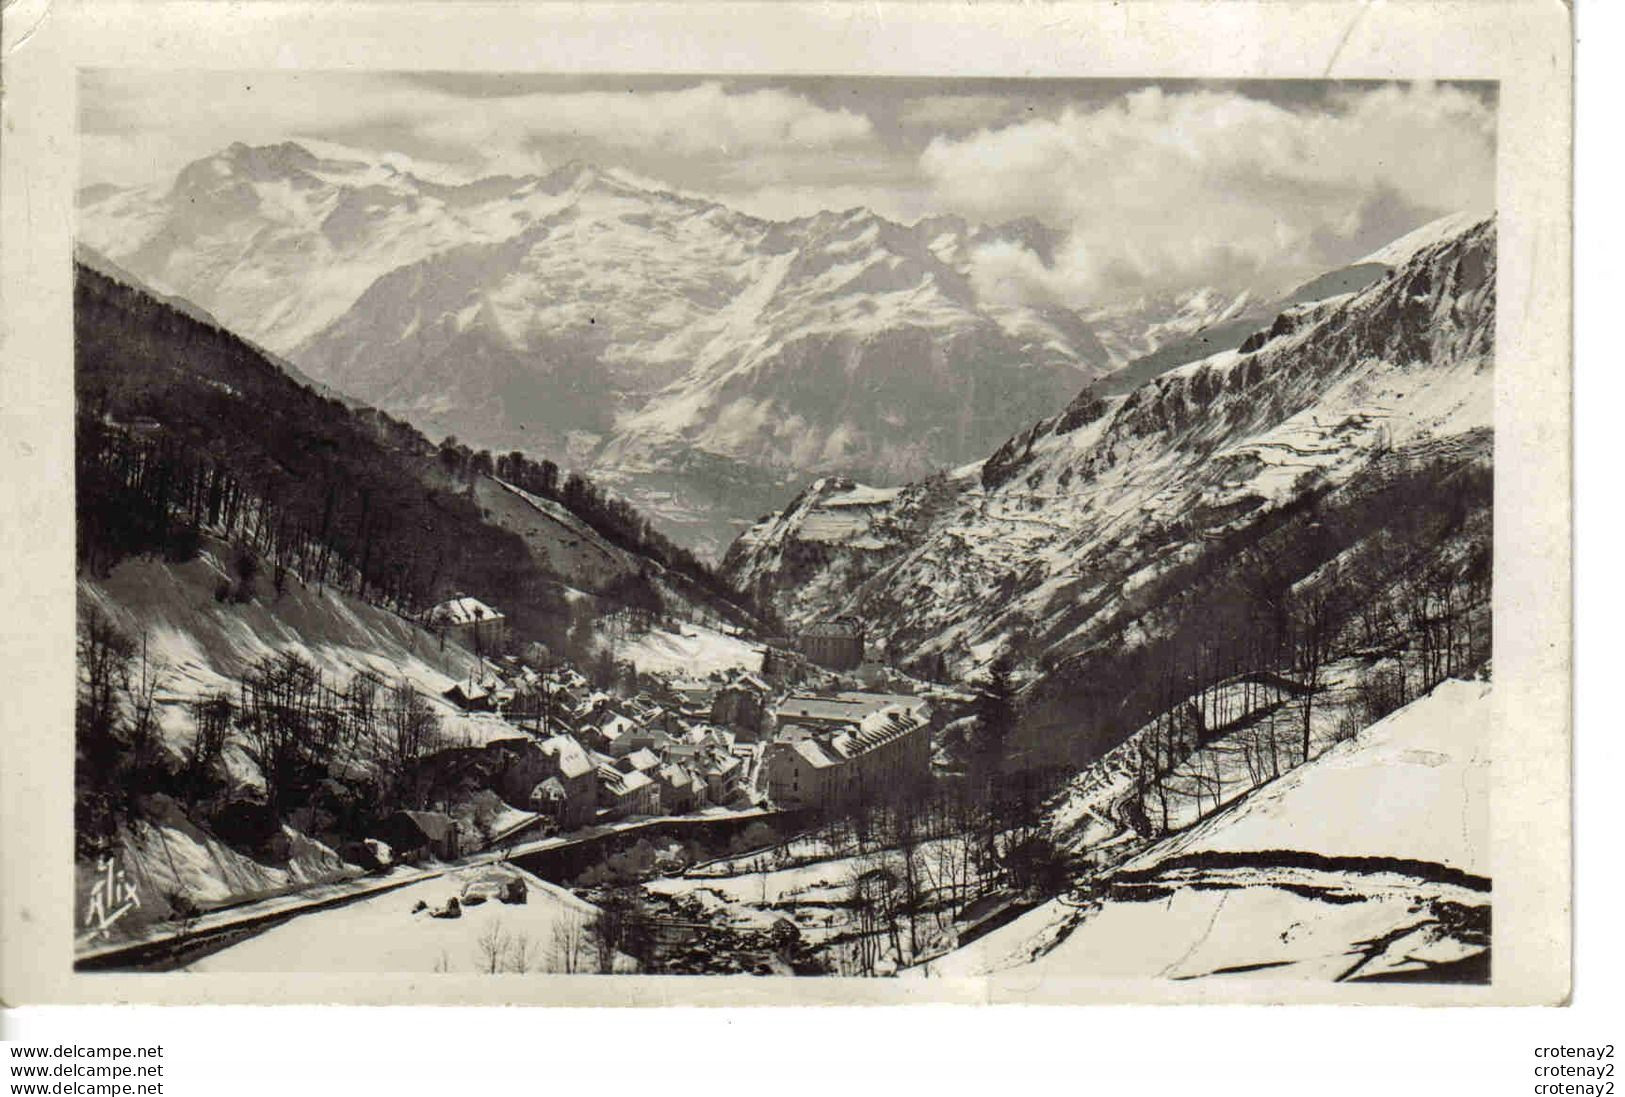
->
xmin=722 ymin=215 xmax=1494 ymax=769
xmin=80 ymin=142 xmax=1478 ymax=555
xmin=82 ymin=141 xmax=1407 ymax=556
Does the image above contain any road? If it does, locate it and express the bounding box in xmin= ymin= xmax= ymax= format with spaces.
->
xmin=73 ymin=805 xmax=786 ymax=972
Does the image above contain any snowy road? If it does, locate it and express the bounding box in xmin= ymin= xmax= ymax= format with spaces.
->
xmin=75 ymin=805 xmax=786 ymax=972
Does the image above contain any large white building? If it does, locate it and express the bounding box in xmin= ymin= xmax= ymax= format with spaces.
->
xmin=764 ymin=692 xmax=933 ymax=809
xmin=425 ymin=595 xmax=508 ymax=655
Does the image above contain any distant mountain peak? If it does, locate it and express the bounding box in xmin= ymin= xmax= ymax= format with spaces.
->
xmin=222 ymin=139 xmax=324 ymax=174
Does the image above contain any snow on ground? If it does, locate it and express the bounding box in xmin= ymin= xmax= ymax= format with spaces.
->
xmin=646 ymin=835 xmax=970 ymax=943
xmin=616 ymin=622 xmax=763 ymax=677
xmin=915 ymin=679 xmax=1491 ymax=985
xmin=75 ymin=804 xmax=363 ymax=947
xmin=79 ymin=547 xmax=521 ymax=770
xmin=685 ymin=833 xmax=847 ymax=877
xmin=1358 ymin=211 xmax=1483 ymax=267
xmin=188 ymin=864 xmax=630 ymax=974
xmin=1046 ymin=663 xmax=1371 ymax=855
xmin=649 ymin=855 xmax=852 ymax=908
xmin=925 ymin=882 xmax=1452 ymax=984
xmin=1139 ymin=678 xmax=1489 ymax=876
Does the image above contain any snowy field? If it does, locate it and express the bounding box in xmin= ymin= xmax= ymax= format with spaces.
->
xmin=1044 ymin=662 xmax=1374 ymax=855
xmin=1142 ymin=678 xmax=1489 ymax=876
xmin=79 ymin=546 xmax=522 ymax=788
xmin=616 ymin=622 xmax=763 ymax=677
xmin=189 ymin=864 xmax=629 ymax=974
xmin=915 ymin=679 xmax=1491 ymax=985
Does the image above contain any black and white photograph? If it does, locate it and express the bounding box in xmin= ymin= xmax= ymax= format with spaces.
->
xmin=62 ymin=69 xmax=1508 ymax=985
xmin=0 ymin=0 xmax=1581 ymax=1039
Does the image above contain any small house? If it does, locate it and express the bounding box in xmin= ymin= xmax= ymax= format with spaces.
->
xmin=443 ymin=680 xmax=492 ymax=712
xmin=655 ymin=764 xmax=702 ymax=815
xmin=379 ymin=809 xmax=462 ymax=861
xmin=618 ymin=748 xmax=661 ymax=775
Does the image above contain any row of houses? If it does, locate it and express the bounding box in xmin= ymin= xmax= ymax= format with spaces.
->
xmin=375 ymin=687 xmax=935 ymax=867
xmin=472 ymin=666 xmax=770 ymax=828
xmin=494 ymin=726 xmax=751 ymax=828
xmin=418 ymin=594 xmax=935 ymax=825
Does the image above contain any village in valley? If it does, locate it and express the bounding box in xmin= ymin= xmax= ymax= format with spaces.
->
xmin=413 ymin=594 xmax=937 ymax=839
xmin=75 ymin=527 xmax=979 ymax=978
xmin=372 ymin=597 xmax=960 ymax=975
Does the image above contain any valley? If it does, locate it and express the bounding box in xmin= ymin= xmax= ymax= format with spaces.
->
xmin=73 ymin=149 xmax=1496 ymax=984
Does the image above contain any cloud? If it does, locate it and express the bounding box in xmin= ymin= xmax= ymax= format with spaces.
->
xmin=79 ymin=74 xmax=1493 ymax=315
xmin=79 ymin=73 xmax=878 ymax=188
xmin=79 ymin=71 xmax=458 ymax=187
xmin=919 ymin=83 xmax=1495 ymax=304
xmin=411 ymin=81 xmax=876 ymax=165
xmin=897 ymin=94 xmax=1025 ymax=132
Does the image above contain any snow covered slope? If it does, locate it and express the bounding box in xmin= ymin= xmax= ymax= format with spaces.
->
xmin=917 ymin=678 xmax=1491 ymax=986
xmin=78 ymin=541 xmax=521 ymax=779
xmin=725 ymin=218 xmax=1495 ymax=685
xmin=1358 ymin=211 xmax=1484 ymax=268
xmin=79 ymin=142 xmax=595 ymax=353
xmin=1082 ymin=213 xmax=1480 ymax=402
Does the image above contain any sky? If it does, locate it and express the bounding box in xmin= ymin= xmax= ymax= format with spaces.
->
xmin=80 ymin=72 xmax=1496 ymax=306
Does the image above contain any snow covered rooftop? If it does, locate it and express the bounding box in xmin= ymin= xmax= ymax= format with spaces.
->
xmin=426 ymin=596 xmax=505 ymax=626
xmin=623 ymin=748 xmax=661 ymax=772
xmin=538 ymin=735 xmax=593 ymax=780
xmin=793 ymin=740 xmax=837 ymax=769
xmin=775 ymin=695 xmax=875 ymax=724
xmin=395 ymin=810 xmax=456 ymax=842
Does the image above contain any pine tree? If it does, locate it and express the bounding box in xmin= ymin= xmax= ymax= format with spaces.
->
xmin=970 ymin=655 xmax=1016 ymax=865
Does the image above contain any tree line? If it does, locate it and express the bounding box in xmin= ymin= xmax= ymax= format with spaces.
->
xmin=434 ymin=435 xmax=763 ymax=621
xmin=76 ymin=264 xmax=561 ymax=628
xmin=1022 ymin=444 xmax=1492 ymax=843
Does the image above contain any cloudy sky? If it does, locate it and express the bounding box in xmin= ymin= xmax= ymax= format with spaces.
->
xmin=81 ymin=72 xmax=1496 ymax=305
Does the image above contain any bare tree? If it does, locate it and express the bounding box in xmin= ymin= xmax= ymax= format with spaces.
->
xmin=893 ymin=795 xmax=928 ymax=959
xmin=238 ymin=651 xmax=323 ymax=818
xmin=549 ymin=915 xmax=592 ymax=973
xmin=381 ymin=677 xmax=440 ymax=810
xmin=845 ymin=864 xmax=883 ymax=976
xmin=77 ymin=608 xmax=135 ymax=755
xmin=1290 ymin=576 xmax=1341 ymax=765
xmin=475 ymin=918 xmax=510 ymax=974
xmin=337 ymin=670 xmax=383 ymax=776
xmin=126 ymin=632 xmax=167 ymax=760
xmin=588 ymin=888 xmax=651 ymax=973
xmin=505 ymin=933 xmax=536 ymax=974
xmin=185 ymin=692 xmax=233 ymax=798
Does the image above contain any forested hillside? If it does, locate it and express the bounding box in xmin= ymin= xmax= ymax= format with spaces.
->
xmin=75 ymin=258 xmax=758 ymax=649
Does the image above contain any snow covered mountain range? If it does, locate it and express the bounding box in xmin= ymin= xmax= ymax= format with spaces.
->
xmin=722 ymin=216 xmax=1494 ymax=691
xmin=79 ymin=141 xmax=1346 ymax=555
